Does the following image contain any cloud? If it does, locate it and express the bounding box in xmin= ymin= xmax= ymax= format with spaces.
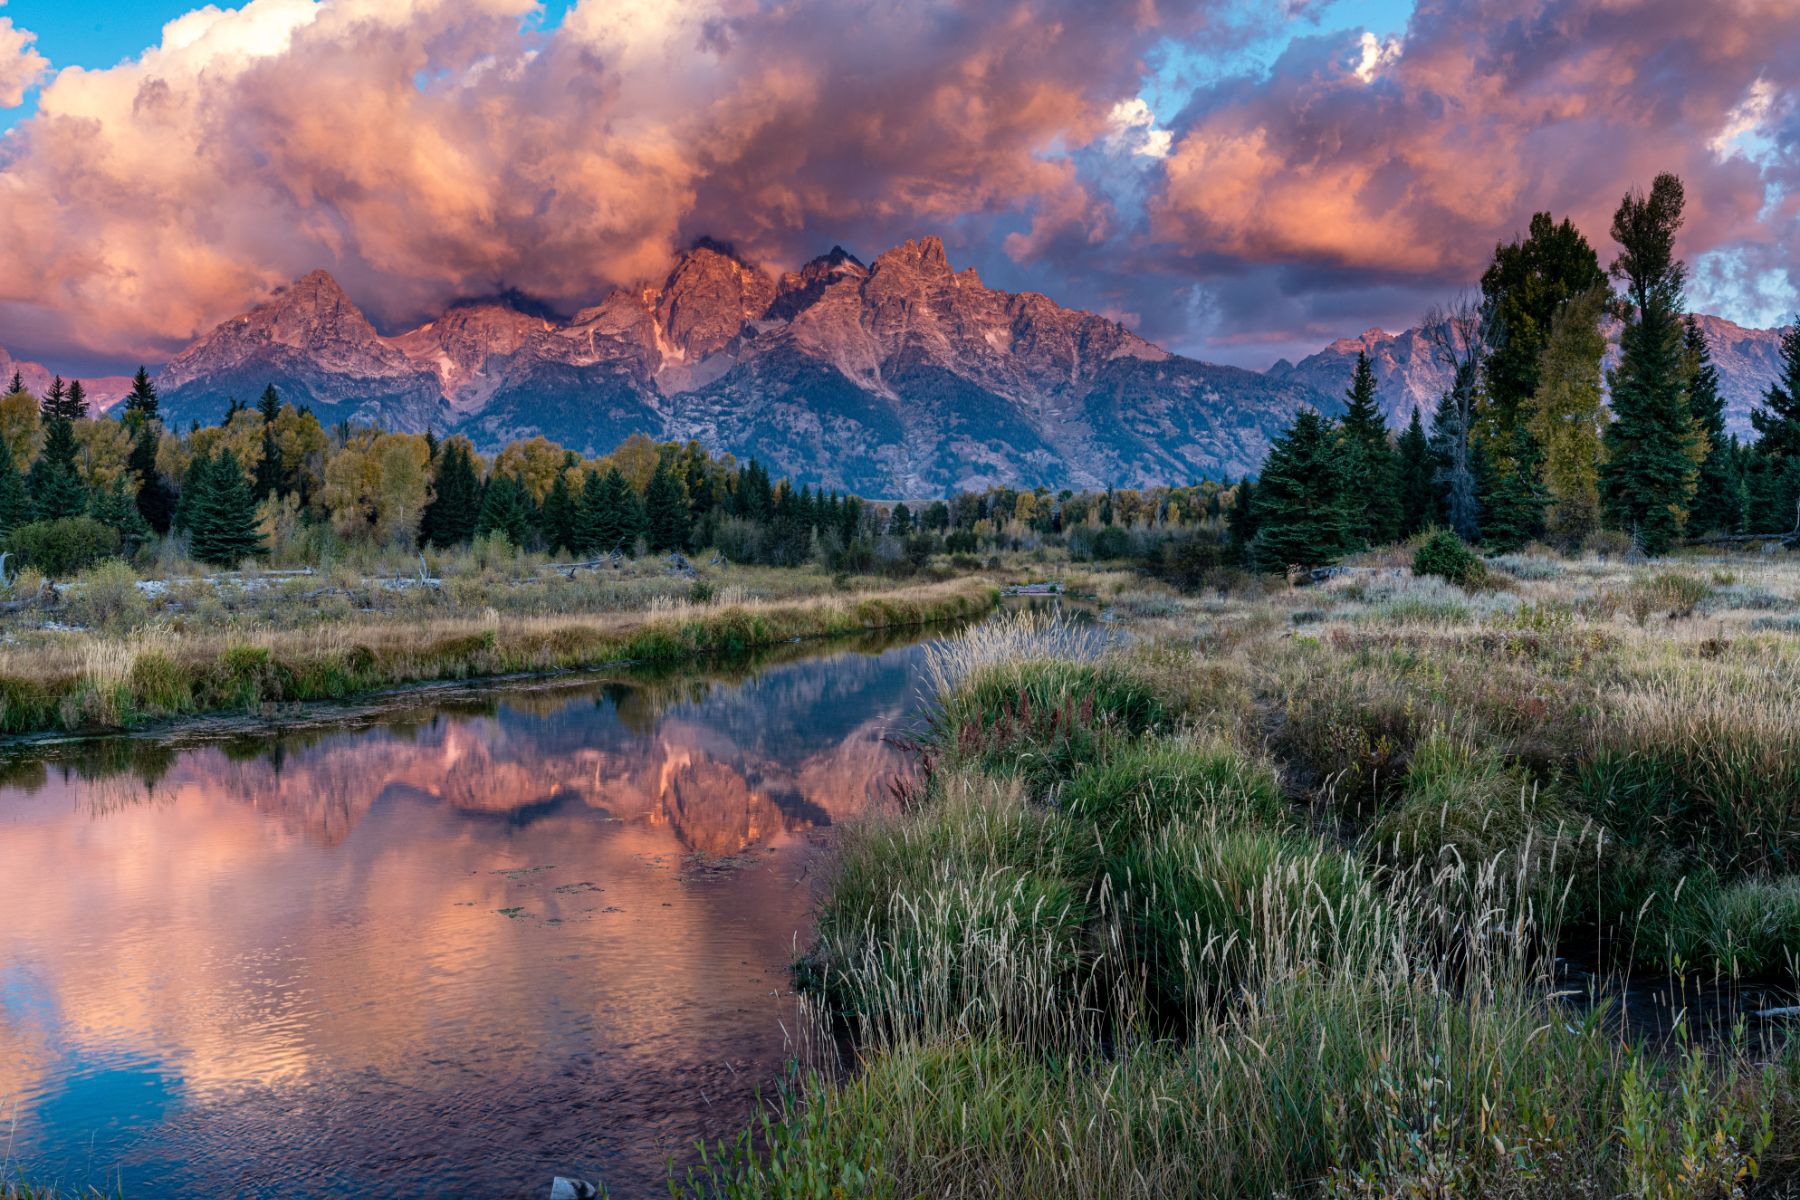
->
xmin=1352 ymin=31 xmax=1402 ymax=84
xmin=0 ymin=5 xmax=49 ymax=108
xmin=0 ymin=0 xmax=1794 ymax=374
xmin=0 ymin=0 xmax=1230 ymax=364
xmin=1149 ymin=0 xmax=1800 ymax=323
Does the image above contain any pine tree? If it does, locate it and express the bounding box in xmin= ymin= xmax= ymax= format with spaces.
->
xmin=1428 ymin=376 xmax=1481 ymax=542
xmin=173 ymin=451 xmax=212 ymax=534
xmin=474 ymin=473 xmax=535 ymax=547
xmin=420 ymin=441 xmax=482 ymax=548
xmin=0 ymin=436 xmax=31 ymax=538
xmin=1600 ymin=174 xmax=1697 ymax=555
xmin=1251 ymin=409 xmax=1354 ymax=572
xmin=889 ymin=502 xmax=913 ymax=536
xmin=1338 ymin=352 xmax=1400 ymax=547
xmin=1528 ymin=284 xmax=1610 ymax=548
xmin=540 ymin=469 xmax=578 ymax=554
xmin=1226 ymin=477 xmax=1259 ymax=561
xmin=188 ymin=450 xmax=266 ymax=565
xmin=62 ymin=380 xmax=88 ymax=421
xmin=89 ymin=476 xmax=151 ymax=551
xmin=122 ymin=367 xmax=159 ymax=430
xmin=129 ymin=422 xmax=175 ymax=534
xmin=608 ymin=470 xmax=647 ymax=555
xmin=645 ymin=460 xmax=690 ymax=552
xmin=40 ymin=375 xmax=65 ymax=422
xmin=1749 ymin=322 xmax=1800 ymax=534
xmin=1395 ymin=406 xmax=1437 ymax=538
xmin=1685 ymin=316 xmax=1743 ymax=536
xmin=28 ymin=415 xmax=87 ymax=520
xmin=1477 ymin=212 xmax=1606 ymax=541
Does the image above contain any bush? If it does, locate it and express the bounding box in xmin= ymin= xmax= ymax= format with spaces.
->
xmin=1412 ymin=527 xmax=1484 ymax=586
xmin=65 ymin=559 xmax=150 ymax=630
xmin=6 ymin=517 xmax=122 ymax=577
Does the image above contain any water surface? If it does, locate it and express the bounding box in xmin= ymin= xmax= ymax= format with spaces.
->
xmin=0 ymin=630 xmax=943 ymax=1198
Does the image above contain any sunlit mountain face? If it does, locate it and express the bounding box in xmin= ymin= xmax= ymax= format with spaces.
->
xmin=0 ymin=633 xmax=940 ymax=1198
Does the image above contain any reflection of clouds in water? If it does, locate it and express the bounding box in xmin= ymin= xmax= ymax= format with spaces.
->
xmin=0 ymin=638 xmax=940 ymax=1197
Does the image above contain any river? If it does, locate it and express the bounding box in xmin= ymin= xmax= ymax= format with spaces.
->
xmin=0 ymin=626 xmax=951 ymax=1198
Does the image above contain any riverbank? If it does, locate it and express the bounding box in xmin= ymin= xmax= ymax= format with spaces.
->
xmin=682 ymin=551 xmax=1800 ymax=1197
xmin=0 ymin=576 xmax=999 ymax=736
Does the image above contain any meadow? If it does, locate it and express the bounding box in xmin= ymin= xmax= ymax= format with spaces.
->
xmin=680 ymin=546 xmax=1800 ymax=1198
xmin=0 ymin=544 xmax=998 ymax=735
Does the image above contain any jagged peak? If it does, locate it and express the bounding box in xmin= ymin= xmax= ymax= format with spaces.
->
xmin=873 ymin=235 xmax=952 ymax=275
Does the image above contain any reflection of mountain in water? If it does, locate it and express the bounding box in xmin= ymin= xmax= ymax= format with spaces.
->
xmin=29 ymin=637 xmax=934 ymax=854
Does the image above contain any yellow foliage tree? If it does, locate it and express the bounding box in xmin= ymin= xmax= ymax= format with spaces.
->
xmin=0 ymin=387 xmax=42 ymax=469
xmin=323 ymin=431 xmax=433 ymax=545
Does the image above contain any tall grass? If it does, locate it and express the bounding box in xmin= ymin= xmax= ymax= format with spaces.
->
xmin=681 ymin=597 xmax=1800 ymax=1198
xmin=0 ymin=579 xmax=999 ymax=735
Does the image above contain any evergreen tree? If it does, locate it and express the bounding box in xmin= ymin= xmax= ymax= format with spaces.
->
xmin=129 ymin=422 xmax=175 ymax=534
xmin=0 ymin=436 xmax=31 ymax=538
xmin=474 ymin=473 xmax=535 ymax=547
xmin=64 ymin=380 xmax=88 ymax=421
xmin=539 ymin=469 xmax=578 ymax=554
xmin=1428 ymin=374 xmax=1481 ymax=542
xmin=645 ymin=460 xmax=690 ymax=552
xmin=1600 ymin=174 xmax=1697 ymax=555
xmin=1395 ymin=406 xmax=1437 ymax=538
xmin=1250 ymin=409 xmax=1353 ymax=572
xmin=584 ymin=468 xmax=643 ymax=554
xmin=1749 ymin=321 xmax=1800 ymax=533
xmin=1477 ymin=214 xmax=1605 ymax=549
xmin=122 ymin=367 xmax=159 ymax=430
xmin=5 ymin=371 xmax=19 ymax=396
xmin=40 ymin=375 xmax=65 ymax=422
xmin=173 ymin=451 xmax=212 ymax=533
xmin=420 ymin=441 xmax=482 ymax=548
xmin=1685 ymin=316 xmax=1744 ymax=536
xmin=89 ymin=476 xmax=151 ymax=552
xmin=1226 ymin=477 xmax=1259 ymax=560
xmin=1338 ymin=352 xmax=1400 ymax=547
xmin=28 ymin=415 xmax=87 ymax=520
xmin=889 ymin=502 xmax=913 ymax=536
xmin=188 ymin=451 xmax=266 ymax=565
xmin=1528 ymin=284 xmax=1610 ymax=547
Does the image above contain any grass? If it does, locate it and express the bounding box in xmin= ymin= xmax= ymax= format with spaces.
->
xmin=675 ymin=548 xmax=1800 ymax=1197
xmin=0 ymin=576 xmax=999 ymax=735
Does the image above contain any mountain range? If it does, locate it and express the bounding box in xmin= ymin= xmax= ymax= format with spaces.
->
xmin=146 ymin=237 xmax=1330 ymax=495
xmin=1 ymin=238 xmax=1790 ymax=495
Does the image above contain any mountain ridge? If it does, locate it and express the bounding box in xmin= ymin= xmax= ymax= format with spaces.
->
xmin=150 ymin=237 xmax=1330 ymax=493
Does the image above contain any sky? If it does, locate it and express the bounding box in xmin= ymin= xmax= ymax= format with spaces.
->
xmin=0 ymin=0 xmax=1794 ymax=378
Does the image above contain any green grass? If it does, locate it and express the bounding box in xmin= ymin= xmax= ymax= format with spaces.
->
xmin=677 ymin=592 xmax=1800 ymax=1198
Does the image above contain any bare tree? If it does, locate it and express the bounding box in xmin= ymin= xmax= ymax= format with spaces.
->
xmin=1422 ymin=294 xmax=1493 ymax=542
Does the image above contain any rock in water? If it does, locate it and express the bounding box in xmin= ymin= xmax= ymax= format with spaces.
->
xmin=549 ymin=1176 xmax=600 ymax=1199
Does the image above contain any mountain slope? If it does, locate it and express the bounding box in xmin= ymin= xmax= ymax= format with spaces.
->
xmin=158 ymin=239 xmax=1331 ymax=493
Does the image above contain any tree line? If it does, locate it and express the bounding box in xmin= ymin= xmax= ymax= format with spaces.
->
xmin=1242 ymin=172 xmax=1800 ymax=570
xmin=0 ymin=374 xmax=882 ymax=574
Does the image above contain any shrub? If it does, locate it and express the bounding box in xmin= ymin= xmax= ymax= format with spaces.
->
xmin=1412 ymin=527 xmax=1484 ymax=586
xmin=6 ymin=517 xmax=121 ymax=577
xmin=65 ymin=559 xmax=150 ymax=630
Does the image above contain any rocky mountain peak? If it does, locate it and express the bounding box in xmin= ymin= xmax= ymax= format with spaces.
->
xmin=653 ymin=241 xmax=778 ymax=360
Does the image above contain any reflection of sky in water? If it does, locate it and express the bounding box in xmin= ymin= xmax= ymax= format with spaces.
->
xmin=0 ymin=634 xmax=940 ymax=1199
